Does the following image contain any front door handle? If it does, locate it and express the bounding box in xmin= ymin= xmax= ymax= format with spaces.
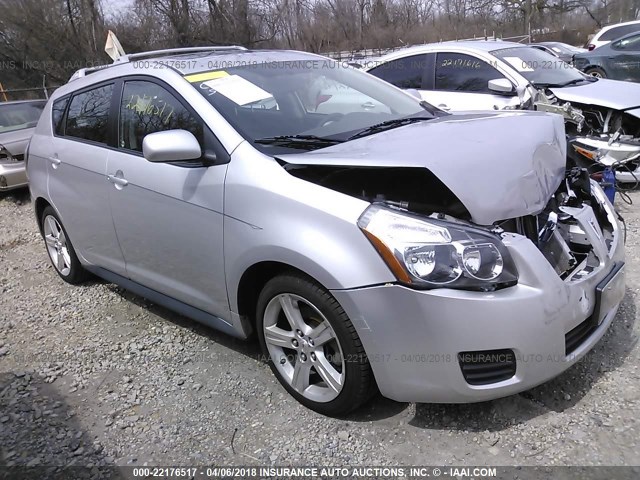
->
xmin=49 ymin=156 xmax=61 ymax=169
xmin=107 ymin=172 xmax=129 ymax=188
xmin=438 ymin=104 xmax=451 ymax=111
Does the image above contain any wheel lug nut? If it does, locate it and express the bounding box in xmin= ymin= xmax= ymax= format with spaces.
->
xmin=300 ymin=353 xmax=307 ymax=361
xmin=308 ymin=339 xmax=314 ymax=346
xmin=310 ymin=352 xmax=316 ymax=361
xmin=280 ymin=358 xmax=286 ymax=365
xmin=292 ymin=339 xmax=298 ymax=347
xmin=296 ymin=329 xmax=303 ymax=337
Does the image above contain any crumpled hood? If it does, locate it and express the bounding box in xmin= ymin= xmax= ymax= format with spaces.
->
xmin=279 ymin=111 xmax=566 ymax=225
xmin=550 ymin=78 xmax=640 ymax=114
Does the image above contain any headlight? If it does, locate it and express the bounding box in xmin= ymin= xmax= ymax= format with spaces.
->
xmin=358 ymin=205 xmax=518 ymax=291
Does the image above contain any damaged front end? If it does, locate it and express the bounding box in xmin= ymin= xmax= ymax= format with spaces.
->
xmin=280 ymin=110 xmax=618 ymax=291
xmin=286 ymin=162 xmax=619 ymax=291
xmin=497 ymin=167 xmax=622 ymax=281
xmin=532 ymin=89 xmax=640 ymax=183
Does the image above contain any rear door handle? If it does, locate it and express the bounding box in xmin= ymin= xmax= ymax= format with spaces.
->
xmin=438 ymin=104 xmax=451 ymax=111
xmin=361 ymin=101 xmax=376 ymax=109
xmin=107 ymin=174 xmax=129 ymax=187
xmin=49 ymin=156 xmax=61 ymax=169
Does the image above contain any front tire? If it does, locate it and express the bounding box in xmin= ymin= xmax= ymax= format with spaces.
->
xmin=585 ymin=67 xmax=607 ymax=79
xmin=256 ymin=274 xmax=375 ymax=416
xmin=41 ymin=206 xmax=89 ymax=284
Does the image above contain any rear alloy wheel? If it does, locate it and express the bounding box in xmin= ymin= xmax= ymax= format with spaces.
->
xmin=585 ymin=67 xmax=606 ymax=79
xmin=41 ymin=206 xmax=89 ymax=284
xmin=257 ymin=274 xmax=374 ymax=416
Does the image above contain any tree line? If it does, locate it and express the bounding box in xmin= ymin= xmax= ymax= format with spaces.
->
xmin=0 ymin=0 xmax=638 ymax=96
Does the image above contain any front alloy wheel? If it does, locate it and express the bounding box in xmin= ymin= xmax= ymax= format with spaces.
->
xmin=257 ymin=274 xmax=375 ymax=416
xmin=263 ymin=293 xmax=345 ymax=402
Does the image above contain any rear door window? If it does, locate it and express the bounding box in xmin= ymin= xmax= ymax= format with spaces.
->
xmin=65 ymin=84 xmax=113 ymax=144
xmin=435 ymin=52 xmax=506 ymax=93
xmin=368 ymin=54 xmax=428 ymax=89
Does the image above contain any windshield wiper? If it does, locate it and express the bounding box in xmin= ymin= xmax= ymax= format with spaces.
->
xmin=347 ymin=116 xmax=434 ymax=141
xmin=254 ymin=134 xmax=343 ymax=150
xmin=534 ymin=78 xmax=589 ymax=88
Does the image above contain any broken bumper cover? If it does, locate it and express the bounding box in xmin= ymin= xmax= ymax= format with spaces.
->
xmin=332 ymin=213 xmax=625 ymax=404
xmin=615 ymin=166 xmax=640 ymax=183
xmin=0 ymin=160 xmax=27 ymax=191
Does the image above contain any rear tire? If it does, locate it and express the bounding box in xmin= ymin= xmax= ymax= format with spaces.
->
xmin=256 ymin=273 xmax=375 ymax=416
xmin=585 ymin=67 xmax=606 ymax=79
xmin=40 ymin=206 xmax=90 ymax=284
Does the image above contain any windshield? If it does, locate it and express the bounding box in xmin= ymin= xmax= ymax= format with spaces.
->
xmin=0 ymin=102 xmax=45 ymax=134
xmin=544 ymin=43 xmax=582 ymax=54
xmin=491 ymin=46 xmax=590 ymax=87
xmin=185 ymin=59 xmax=435 ymax=153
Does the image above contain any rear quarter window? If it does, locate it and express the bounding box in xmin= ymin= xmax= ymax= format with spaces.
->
xmin=52 ymin=97 xmax=70 ymax=136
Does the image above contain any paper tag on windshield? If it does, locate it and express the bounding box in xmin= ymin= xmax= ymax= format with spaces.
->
xmin=502 ymin=56 xmax=533 ymax=72
xmin=202 ymin=75 xmax=272 ymax=105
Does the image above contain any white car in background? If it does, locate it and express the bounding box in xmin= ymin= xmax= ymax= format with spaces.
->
xmin=586 ymin=20 xmax=640 ymax=51
xmin=365 ymin=41 xmax=640 ymax=182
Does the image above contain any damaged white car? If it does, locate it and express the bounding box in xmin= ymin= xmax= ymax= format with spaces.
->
xmin=29 ymin=48 xmax=625 ymax=415
xmin=366 ymin=41 xmax=640 ymax=183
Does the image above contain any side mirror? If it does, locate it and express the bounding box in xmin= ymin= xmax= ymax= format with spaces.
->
xmin=404 ymin=88 xmax=422 ymax=99
xmin=142 ymin=130 xmax=202 ymax=163
xmin=488 ymin=78 xmax=515 ymax=95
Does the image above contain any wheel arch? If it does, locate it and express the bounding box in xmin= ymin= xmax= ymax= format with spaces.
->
xmin=235 ymin=260 xmax=328 ymax=333
xmin=34 ymin=196 xmax=52 ymax=234
xmin=585 ymin=65 xmax=607 ymax=77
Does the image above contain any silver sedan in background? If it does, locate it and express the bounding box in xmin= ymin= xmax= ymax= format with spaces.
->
xmin=0 ymin=100 xmax=46 ymax=191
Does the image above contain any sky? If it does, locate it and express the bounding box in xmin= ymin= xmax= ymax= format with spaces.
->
xmin=102 ymin=0 xmax=134 ymax=19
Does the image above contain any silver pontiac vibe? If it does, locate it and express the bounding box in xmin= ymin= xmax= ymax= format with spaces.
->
xmin=27 ymin=47 xmax=625 ymax=416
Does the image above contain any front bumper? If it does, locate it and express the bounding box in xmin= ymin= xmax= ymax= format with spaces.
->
xmin=0 ymin=160 xmax=27 ymax=191
xmin=332 ymin=209 xmax=625 ymax=404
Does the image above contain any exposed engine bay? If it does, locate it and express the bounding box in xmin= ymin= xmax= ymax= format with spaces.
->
xmin=497 ymin=167 xmax=619 ymax=280
xmin=533 ymin=88 xmax=640 ymax=185
xmin=286 ymin=162 xmax=620 ymax=281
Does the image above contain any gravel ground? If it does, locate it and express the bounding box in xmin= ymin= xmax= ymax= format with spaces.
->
xmin=0 ymin=188 xmax=639 ymax=470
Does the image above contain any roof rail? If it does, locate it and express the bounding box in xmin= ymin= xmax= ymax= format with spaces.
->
xmin=113 ymin=46 xmax=248 ymax=64
xmin=68 ymin=64 xmax=112 ymax=82
xmin=67 ymin=46 xmax=247 ymax=83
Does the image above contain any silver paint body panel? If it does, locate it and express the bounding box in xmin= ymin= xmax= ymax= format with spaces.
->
xmin=27 ymin=49 xmax=625 ymax=403
xmin=0 ymin=127 xmax=35 ymax=190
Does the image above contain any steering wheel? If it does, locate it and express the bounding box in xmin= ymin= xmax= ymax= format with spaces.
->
xmin=320 ymin=113 xmax=344 ymax=127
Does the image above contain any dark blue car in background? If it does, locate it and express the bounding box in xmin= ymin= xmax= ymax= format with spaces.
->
xmin=574 ymin=31 xmax=640 ymax=82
